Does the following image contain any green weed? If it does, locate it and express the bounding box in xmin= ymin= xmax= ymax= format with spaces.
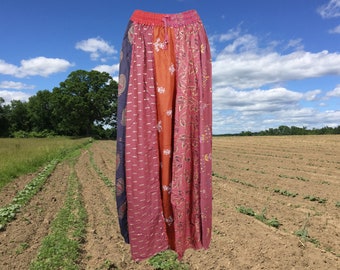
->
xmin=212 ymin=172 xmax=256 ymax=188
xmin=278 ymin=175 xmax=309 ymax=182
xmin=212 ymin=171 xmax=227 ymax=180
xmin=236 ymin=206 xmax=281 ymax=228
xmin=295 ymin=176 xmax=309 ymax=182
xmin=274 ymin=189 xmax=298 ymax=197
xmin=278 ymin=174 xmax=290 ymax=179
xmin=97 ymin=259 xmax=118 ymax=269
xmin=321 ymin=181 xmax=330 ymax=185
xmin=236 ymin=205 xmax=255 ymax=216
xmin=304 ymin=195 xmax=327 ymax=204
xmin=213 ymin=227 xmax=227 ymax=236
xmin=294 ymin=213 xmax=319 ymax=246
xmin=229 ymin=178 xmax=256 ymax=188
xmin=16 ymin=242 xmax=29 ymax=254
xmin=148 ymin=250 xmax=190 ymax=270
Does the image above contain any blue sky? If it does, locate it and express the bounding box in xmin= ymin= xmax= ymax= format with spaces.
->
xmin=1 ymin=0 xmax=339 ymax=134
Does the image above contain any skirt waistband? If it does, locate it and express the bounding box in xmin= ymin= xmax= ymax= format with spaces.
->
xmin=130 ymin=10 xmax=201 ymax=26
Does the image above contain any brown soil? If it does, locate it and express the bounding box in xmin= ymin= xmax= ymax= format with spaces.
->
xmin=0 ymin=136 xmax=339 ymax=269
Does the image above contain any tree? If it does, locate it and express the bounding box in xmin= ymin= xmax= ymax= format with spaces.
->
xmin=51 ymin=70 xmax=118 ymax=136
xmin=278 ymin=125 xmax=291 ymax=135
xmin=8 ymin=100 xmax=30 ymax=134
xmin=27 ymin=90 xmax=54 ymax=132
xmin=0 ymin=97 xmax=10 ymax=137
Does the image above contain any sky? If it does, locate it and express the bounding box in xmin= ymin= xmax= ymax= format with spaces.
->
xmin=0 ymin=0 xmax=339 ymax=134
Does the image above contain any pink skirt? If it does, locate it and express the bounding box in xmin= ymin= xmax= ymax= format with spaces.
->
xmin=116 ymin=9 xmax=212 ymax=261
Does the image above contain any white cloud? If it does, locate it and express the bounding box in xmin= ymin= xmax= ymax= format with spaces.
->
xmin=318 ymin=0 xmax=340 ymax=18
xmin=286 ymin=38 xmax=304 ymax=51
xmin=329 ymin=24 xmax=340 ymax=33
xmin=213 ymin=49 xmax=340 ymax=89
xmin=0 ymin=80 xmax=35 ymax=90
xmin=218 ymin=25 xmax=242 ymax=42
xmin=213 ymin=87 xmax=303 ymax=113
xmin=210 ymin=28 xmax=340 ymax=134
xmin=75 ymin=37 xmax=117 ymax=61
xmin=220 ymin=34 xmax=258 ymax=54
xmin=0 ymin=90 xmax=31 ymax=103
xmin=326 ymin=85 xmax=340 ymax=97
xmin=0 ymin=57 xmax=73 ymax=78
xmin=212 ymin=29 xmax=340 ymax=89
xmin=212 ymin=84 xmax=339 ymax=133
xmin=0 ymin=60 xmax=18 ymax=76
xmin=93 ymin=63 xmax=119 ymax=74
xmin=213 ymin=98 xmax=340 ymax=134
xmin=277 ymin=109 xmax=340 ymax=127
xmin=303 ymin=89 xmax=322 ymax=101
xmin=19 ymin=57 xmax=73 ymax=77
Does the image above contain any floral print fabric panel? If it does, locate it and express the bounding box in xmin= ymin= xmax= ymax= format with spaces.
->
xmin=171 ymin=21 xmax=212 ymax=259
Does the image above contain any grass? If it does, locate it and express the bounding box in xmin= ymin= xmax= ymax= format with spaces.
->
xmin=0 ymin=137 xmax=92 ymax=190
xmin=30 ymin=149 xmax=88 ymax=270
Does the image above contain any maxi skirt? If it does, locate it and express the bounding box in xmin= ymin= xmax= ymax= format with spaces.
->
xmin=115 ymin=9 xmax=212 ymax=261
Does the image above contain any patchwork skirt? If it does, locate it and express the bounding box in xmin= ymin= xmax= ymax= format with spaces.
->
xmin=115 ymin=9 xmax=212 ymax=261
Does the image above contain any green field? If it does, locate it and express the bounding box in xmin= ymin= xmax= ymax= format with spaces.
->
xmin=0 ymin=137 xmax=91 ymax=190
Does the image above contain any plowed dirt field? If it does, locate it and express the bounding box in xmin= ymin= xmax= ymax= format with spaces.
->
xmin=0 ymin=136 xmax=339 ymax=269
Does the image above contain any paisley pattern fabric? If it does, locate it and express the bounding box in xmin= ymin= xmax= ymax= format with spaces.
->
xmin=116 ymin=9 xmax=212 ymax=261
xmin=115 ymin=20 xmax=132 ymax=244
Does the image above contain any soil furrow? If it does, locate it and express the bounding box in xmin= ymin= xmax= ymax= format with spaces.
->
xmin=0 ymin=171 xmax=39 ymax=207
xmin=0 ymin=162 xmax=70 ymax=269
xmin=0 ymin=136 xmax=339 ymax=269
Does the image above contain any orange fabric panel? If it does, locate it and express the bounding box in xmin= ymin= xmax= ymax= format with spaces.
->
xmin=153 ymin=25 xmax=176 ymax=249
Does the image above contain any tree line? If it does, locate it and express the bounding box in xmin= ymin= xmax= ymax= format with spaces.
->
xmin=217 ymin=125 xmax=340 ymax=136
xmin=1 ymin=70 xmax=339 ymax=139
xmin=0 ymin=70 xmax=118 ymax=139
